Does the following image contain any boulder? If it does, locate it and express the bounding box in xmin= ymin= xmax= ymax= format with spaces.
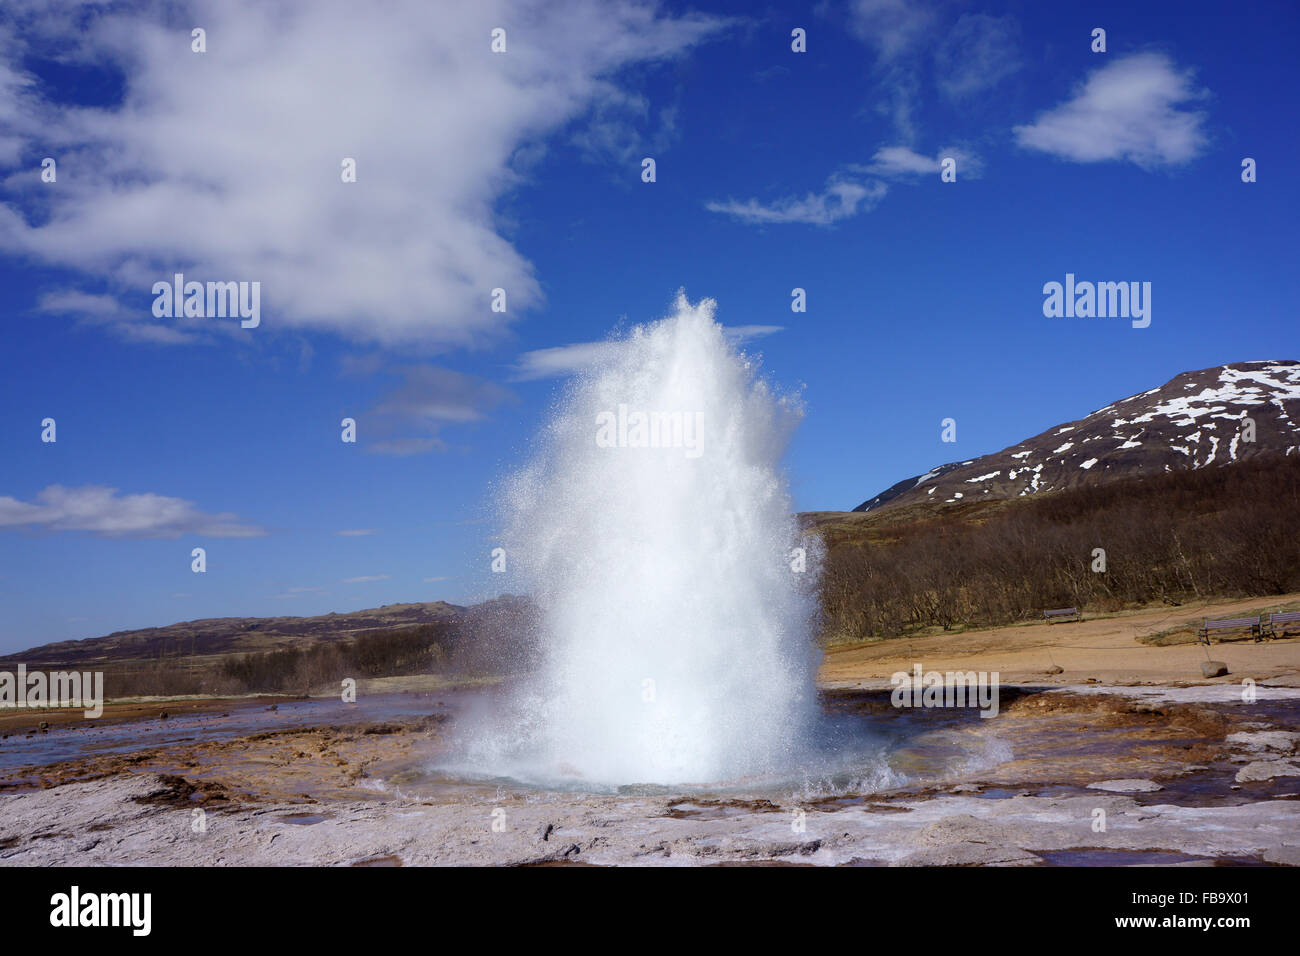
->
xmin=1235 ymin=760 xmax=1300 ymax=783
xmin=1201 ymin=661 xmax=1229 ymax=678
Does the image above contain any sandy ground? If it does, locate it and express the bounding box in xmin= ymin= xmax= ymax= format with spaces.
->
xmin=820 ymin=595 xmax=1300 ymax=688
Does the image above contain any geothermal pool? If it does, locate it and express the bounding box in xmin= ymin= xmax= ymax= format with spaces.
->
xmin=0 ymin=687 xmax=1010 ymax=799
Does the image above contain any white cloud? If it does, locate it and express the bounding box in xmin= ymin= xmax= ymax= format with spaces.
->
xmin=0 ymin=0 xmax=725 ymax=348
xmin=342 ymin=575 xmax=390 ymax=584
xmin=513 ymin=324 xmax=784 ymax=379
xmin=706 ymin=175 xmax=887 ymax=226
xmin=0 ymin=485 xmax=265 ymax=538
xmin=1014 ymin=53 xmax=1209 ymax=169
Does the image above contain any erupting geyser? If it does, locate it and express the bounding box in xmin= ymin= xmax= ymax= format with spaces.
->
xmin=462 ymin=293 xmax=821 ymax=786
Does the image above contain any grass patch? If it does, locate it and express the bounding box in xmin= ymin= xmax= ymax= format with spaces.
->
xmin=1135 ymin=598 xmax=1300 ymax=646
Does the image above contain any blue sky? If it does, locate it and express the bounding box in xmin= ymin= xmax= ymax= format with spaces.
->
xmin=0 ymin=0 xmax=1296 ymax=652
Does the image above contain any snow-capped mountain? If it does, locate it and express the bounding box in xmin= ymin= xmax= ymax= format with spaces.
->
xmin=853 ymin=361 xmax=1300 ymax=513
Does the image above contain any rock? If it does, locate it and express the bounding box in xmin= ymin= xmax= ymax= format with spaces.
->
xmin=1201 ymin=661 xmax=1229 ymax=678
xmin=1226 ymin=731 xmax=1300 ymax=753
xmin=38 ymin=721 xmax=49 ymax=732
xmin=1087 ymin=779 xmax=1164 ymax=793
xmin=1235 ymin=760 xmax=1300 ymax=783
xmin=159 ymin=711 xmax=169 ymax=721
xmin=894 ymin=843 xmax=1041 ymax=866
xmin=915 ymin=814 xmax=1010 ymax=847
xmin=1262 ymin=845 xmax=1300 ymax=866
xmin=1046 ymin=666 xmax=1064 ymax=675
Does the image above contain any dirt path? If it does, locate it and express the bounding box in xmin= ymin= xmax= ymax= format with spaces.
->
xmin=819 ymin=594 xmax=1300 ymax=687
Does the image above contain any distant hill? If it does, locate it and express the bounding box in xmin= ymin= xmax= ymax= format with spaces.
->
xmin=854 ymin=361 xmax=1300 ymax=513
xmin=0 ymin=602 xmax=465 ymax=669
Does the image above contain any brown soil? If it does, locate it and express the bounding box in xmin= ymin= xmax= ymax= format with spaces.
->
xmin=819 ymin=593 xmax=1300 ymax=687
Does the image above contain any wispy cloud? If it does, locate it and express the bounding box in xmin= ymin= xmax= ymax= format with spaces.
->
xmin=1014 ymin=53 xmax=1209 ymax=169
xmin=0 ymin=485 xmax=265 ymax=538
xmin=838 ymin=1 xmax=1022 ymax=143
xmin=513 ymin=341 xmax=620 ymax=381
xmin=359 ymin=365 xmax=514 ymax=455
xmin=342 ymin=575 xmax=390 ymax=584
xmin=706 ymin=176 xmax=888 ymax=226
xmin=854 ymin=145 xmax=982 ymax=179
xmin=935 ymin=14 xmax=1021 ymax=100
xmin=334 ymin=529 xmax=375 ymax=537
xmin=571 ymin=84 xmax=683 ymax=168
xmin=36 ymin=291 xmax=199 ymax=345
xmin=723 ymin=325 xmax=784 ymax=343
xmin=273 ymin=585 xmax=326 ymax=598
xmin=846 ymin=0 xmax=935 ymax=62
xmin=840 ymin=0 xmax=933 ymax=141
xmin=708 ymin=140 xmax=984 ymax=229
xmin=513 ymin=325 xmax=784 ymax=380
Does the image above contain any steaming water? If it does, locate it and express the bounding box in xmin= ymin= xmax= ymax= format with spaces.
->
xmin=455 ymin=293 xmax=824 ymax=787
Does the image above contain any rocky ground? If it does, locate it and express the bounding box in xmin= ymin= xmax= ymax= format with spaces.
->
xmin=1 ymin=686 xmax=1298 ymax=866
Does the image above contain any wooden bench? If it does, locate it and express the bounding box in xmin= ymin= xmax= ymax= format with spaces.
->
xmin=1262 ymin=611 xmax=1300 ymax=640
xmin=1043 ymin=607 xmax=1081 ymax=623
xmin=1197 ymin=616 xmax=1261 ymax=645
